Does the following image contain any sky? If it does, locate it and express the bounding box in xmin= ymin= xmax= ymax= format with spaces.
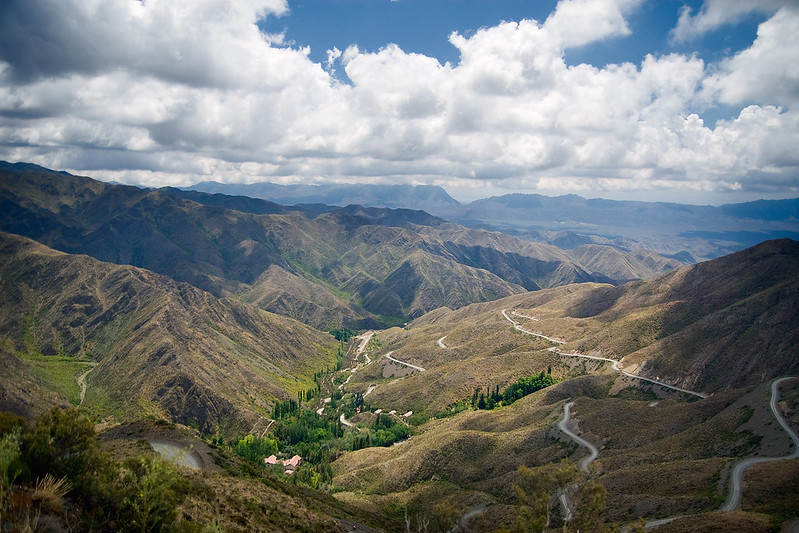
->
xmin=1 ymin=0 xmax=798 ymax=205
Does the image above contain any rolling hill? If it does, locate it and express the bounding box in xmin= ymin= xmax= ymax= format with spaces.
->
xmin=2 ymin=161 xmax=798 ymax=531
xmin=341 ymin=239 xmax=799 ymax=418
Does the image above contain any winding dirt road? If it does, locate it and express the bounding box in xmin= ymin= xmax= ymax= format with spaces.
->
xmin=720 ymin=376 xmax=799 ymax=512
xmin=556 ymin=401 xmax=599 ymax=525
xmin=505 ymin=310 xmax=799 ymax=527
xmin=502 ymin=309 xmax=707 ymax=399
xmin=77 ymin=363 xmax=97 ymax=406
xmin=340 ymin=413 xmax=356 ymax=428
xmin=558 ymin=401 xmax=599 ymax=473
xmin=642 ymin=376 xmax=799 ymax=530
xmin=502 ymin=309 xmax=565 ymax=344
xmin=385 ymin=352 xmax=426 ymax=372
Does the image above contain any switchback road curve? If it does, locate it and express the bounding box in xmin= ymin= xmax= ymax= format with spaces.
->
xmin=721 ymin=376 xmax=799 ymax=512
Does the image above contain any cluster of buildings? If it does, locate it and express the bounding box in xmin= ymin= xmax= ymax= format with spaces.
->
xmin=264 ymin=454 xmax=302 ymax=473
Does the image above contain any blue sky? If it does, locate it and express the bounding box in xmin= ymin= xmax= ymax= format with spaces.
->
xmin=262 ymin=0 xmax=770 ymax=128
xmin=264 ymin=0 xmax=763 ymax=72
xmin=0 ymin=0 xmax=797 ymax=204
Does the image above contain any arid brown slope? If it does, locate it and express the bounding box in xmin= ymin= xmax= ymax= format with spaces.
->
xmin=332 ymin=379 xmax=788 ymax=529
xmin=339 ymin=240 xmax=798 ymax=429
xmin=560 ymin=238 xmax=799 ymax=392
xmin=0 ymin=232 xmax=337 ymax=433
xmin=330 ymin=241 xmax=798 ymax=528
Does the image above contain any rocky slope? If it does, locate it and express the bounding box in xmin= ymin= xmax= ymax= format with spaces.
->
xmin=0 ymin=232 xmax=337 ymax=433
xmin=1 ymin=163 xmax=684 ymax=328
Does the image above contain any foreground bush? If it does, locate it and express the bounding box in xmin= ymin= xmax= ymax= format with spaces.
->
xmin=0 ymin=407 xmax=188 ymax=532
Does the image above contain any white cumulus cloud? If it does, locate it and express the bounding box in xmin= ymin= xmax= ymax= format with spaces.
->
xmin=671 ymin=0 xmax=796 ymax=43
xmin=0 ymin=0 xmax=797 ymax=202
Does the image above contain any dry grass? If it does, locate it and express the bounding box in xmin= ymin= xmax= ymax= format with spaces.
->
xmin=740 ymin=458 xmax=799 ymax=522
xmin=31 ymin=474 xmax=71 ymax=514
xmin=330 ymin=277 xmax=799 ymax=529
xmin=333 ymin=370 xmax=791 ymax=527
xmin=333 ymin=390 xmax=573 ymax=499
xmin=654 ymin=510 xmax=774 ymax=533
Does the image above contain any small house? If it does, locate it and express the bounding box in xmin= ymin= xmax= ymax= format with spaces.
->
xmin=264 ymin=454 xmax=302 ymax=474
xmin=283 ymin=454 xmax=302 ymax=473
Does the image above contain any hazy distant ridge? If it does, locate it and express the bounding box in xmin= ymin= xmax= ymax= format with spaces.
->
xmin=189 ymin=179 xmax=799 ymax=261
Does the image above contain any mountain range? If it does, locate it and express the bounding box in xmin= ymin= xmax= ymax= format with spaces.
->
xmin=0 ymin=162 xmax=685 ymax=329
xmin=190 ymin=179 xmax=799 ymax=261
xmin=1 ymin=161 xmax=798 ymax=532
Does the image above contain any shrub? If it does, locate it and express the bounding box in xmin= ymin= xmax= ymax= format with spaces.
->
xmin=0 ymin=412 xmax=26 ymax=437
xmin=23 ymin=406 xmax=97 ymax=484
xmin=0 ymin=427 xmax=23 ymax=517
xmin=120 ymin=455 xmax=188 ymax=533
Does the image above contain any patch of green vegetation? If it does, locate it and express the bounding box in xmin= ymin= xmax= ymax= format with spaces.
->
xmin=472 ymin=371 xmax=556 ymax=410
xmin=365 ymin=334 xmax=382 ymax=352
xmin=219 ymin=392 xmax=413 ymax=492
xmin=329 ymin=327 xmax=357 ymax=342
xmin=371 ymin=313 xmax=407 ymax=329
xmin=17 ymin=353 xmax=91 ymax=406
xmin=232 ymin=434 xmax=278 ymax=463
xmin=405 ymin=411 xmax=431 ymax=427
xmin=0 ymin=407 xmax=190 ymax=532
xmin=434 ymin=400 xmax=471 ymax=419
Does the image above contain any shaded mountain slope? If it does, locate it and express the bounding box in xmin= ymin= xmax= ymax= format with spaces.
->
xmin=0 ymin=345 xmax=71 ymax=420
xmin=239 ymin=264 xmax=377 ymax=329
xmin=566 ymin=238 xmax=799 ymax=392
xmin=1 ymin=164 xmax=678 ymax=327
xmin=0 ymin=232 xmax=337 ymax=434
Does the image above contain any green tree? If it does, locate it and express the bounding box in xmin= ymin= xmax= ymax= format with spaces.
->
xmin=430 ymin=501 xmax=461 ymax=532
xmin=513 ymin=460 xmax=583 ymax=533
xmin=232 ymin=434 xmax=278 ymax=463
xmin=571 ymin=481 xmax=608 ymax=533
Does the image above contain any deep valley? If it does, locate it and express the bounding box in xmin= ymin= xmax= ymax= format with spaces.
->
xmin=1 ymin=163 xmax=798 ymax=532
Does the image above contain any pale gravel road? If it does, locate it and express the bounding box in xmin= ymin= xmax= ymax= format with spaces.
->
xmin=558 ymin=401 xmax=599 ymax=472
xmin=720 ymin=376 xmax=799 ymax=511
xmin=502 ymin=309 xmax=708 ymax=398
xmin=556 ymin=401 xmax=599 ymax=525
xmin=385 ymin=352 xmax=426 ymax=372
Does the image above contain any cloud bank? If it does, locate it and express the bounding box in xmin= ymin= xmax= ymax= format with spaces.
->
xmin=0 ymin=0 xmax=797 ymax=202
